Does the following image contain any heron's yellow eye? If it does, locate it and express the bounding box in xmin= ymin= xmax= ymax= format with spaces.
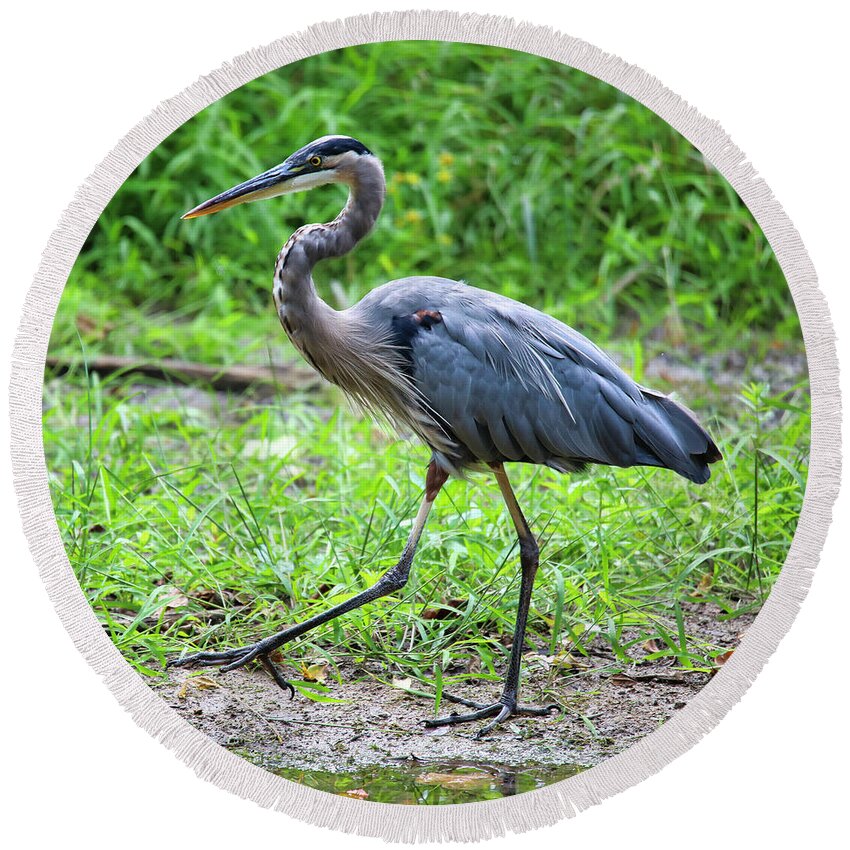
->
xmin=309 ymin=155 xmax=322 ymax=167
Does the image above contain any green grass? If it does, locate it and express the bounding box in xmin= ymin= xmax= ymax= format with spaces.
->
xmin=43 ymin=365 xmax=809 ymax=688
xmin=48 ymin=42 xmax=796 ymax=367
xmin=42 ymin=42 xmax=809 ymax=696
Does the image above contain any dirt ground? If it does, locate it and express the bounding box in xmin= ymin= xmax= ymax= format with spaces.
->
xmin=155 ymin=601 xmax=751 ymax=777
xmin=114 ymin=344 xmax=794 ymax=787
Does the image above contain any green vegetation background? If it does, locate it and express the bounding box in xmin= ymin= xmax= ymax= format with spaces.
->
xmin=44 ymin=43 xmax=808 ymax=700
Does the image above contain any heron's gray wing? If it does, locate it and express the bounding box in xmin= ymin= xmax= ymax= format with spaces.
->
xmin=409 ymin=302 xmax=645 ymax=470
xmin=354 ymin=277 xmax=719 ymax=482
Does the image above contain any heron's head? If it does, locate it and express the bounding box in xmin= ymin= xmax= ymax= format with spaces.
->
xmin=182 ymin=135 xmax=375 ymax=219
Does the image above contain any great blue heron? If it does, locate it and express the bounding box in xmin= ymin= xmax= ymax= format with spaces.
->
xmin=169 ymin=135 xmax=721 ymax=736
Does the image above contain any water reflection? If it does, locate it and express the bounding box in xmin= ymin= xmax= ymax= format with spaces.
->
xmin=272 ymin=758 xmax=585 ymax=805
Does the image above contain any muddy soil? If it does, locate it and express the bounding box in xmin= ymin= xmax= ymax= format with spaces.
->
xmin=156 ymin=601 xmax=751 ymax=780
xmin=78 ymin=342 xmax=790 ymax=793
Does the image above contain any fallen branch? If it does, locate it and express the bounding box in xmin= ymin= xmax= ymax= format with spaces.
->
xmin=45 ymin=353 xmax=319 ymax=394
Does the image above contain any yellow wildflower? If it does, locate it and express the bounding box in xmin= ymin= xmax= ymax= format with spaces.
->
xmin=392 ymin=171 xmax=421 ymax=186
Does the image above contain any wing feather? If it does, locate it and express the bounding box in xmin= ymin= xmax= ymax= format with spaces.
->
xmin=352 ymin=276 xmax=719 ymax=481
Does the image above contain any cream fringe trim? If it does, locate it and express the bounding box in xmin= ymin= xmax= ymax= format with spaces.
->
xmin=9 ymin=10 xmax=840 ymax=843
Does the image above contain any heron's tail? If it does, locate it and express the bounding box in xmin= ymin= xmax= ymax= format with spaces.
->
xmin=633 ymin=387 xmax=722 ymax=484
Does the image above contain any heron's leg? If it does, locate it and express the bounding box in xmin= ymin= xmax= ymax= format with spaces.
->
xmin=424 ymin=463 xmax=558 ymax=737
xmin=168 ymin=462 xmax=449 ymax=691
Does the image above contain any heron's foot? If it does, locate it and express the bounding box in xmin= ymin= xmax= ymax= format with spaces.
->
xmin=424 ymin=694 xmax=559 ymax=739
xmin=167 ymin=641 xmax=295 ymax=698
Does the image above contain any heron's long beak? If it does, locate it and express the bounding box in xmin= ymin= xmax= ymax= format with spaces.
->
xmin=182 ymin=163 xmax=299 ymax=219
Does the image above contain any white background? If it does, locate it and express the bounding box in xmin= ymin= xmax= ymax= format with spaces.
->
xmin=2 ymin=2 xmax=847 ymax=847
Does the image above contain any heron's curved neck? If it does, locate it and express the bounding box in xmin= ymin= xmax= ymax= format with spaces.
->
xmin=273 ymin=155 xmax=385 ymax=320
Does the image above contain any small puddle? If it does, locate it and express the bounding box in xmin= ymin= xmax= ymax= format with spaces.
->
xmin=269 ymin=759 xmax=586 ymax=805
